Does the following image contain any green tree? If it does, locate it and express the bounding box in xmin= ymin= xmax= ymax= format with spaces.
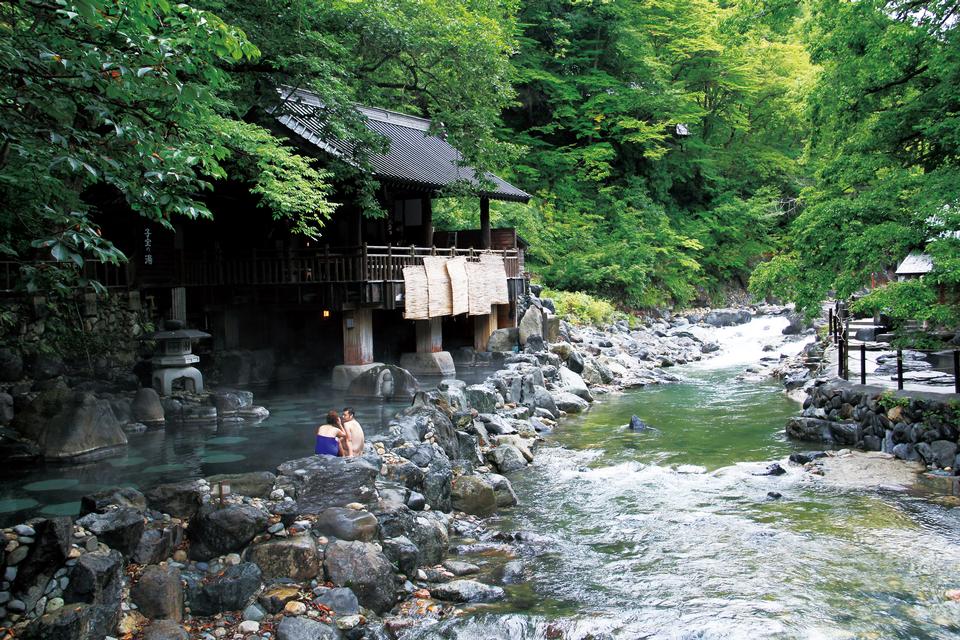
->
xmin=750 ymin=0 xmax=960 ymax=329
xmin=499 ymin=0 xmax=811 ymax=307
xmin=0 ymin=0 xmax=334 ymax=293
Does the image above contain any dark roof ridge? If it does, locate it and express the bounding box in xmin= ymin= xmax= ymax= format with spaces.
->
xmin=273 ymin=86 xmax=531 ymax=203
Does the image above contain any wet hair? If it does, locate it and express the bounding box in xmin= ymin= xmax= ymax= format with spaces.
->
xmin=325 ymin=410 xmax=341 ymax=426
xmin=342 ymin=407 xmax=354 ymax=418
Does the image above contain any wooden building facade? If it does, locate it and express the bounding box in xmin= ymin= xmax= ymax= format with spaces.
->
xmin=43 ymin=88 xmax=532 ymax=386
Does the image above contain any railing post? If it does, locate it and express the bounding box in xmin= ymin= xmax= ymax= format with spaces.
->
xmin=954 ymin=350 xmax=959 ymax=395
xmin=896 ymin=349 xmax=904 ymax=390
xmin=860 ymin=343 xmax=866 ymax=385
xmin=362 ymin=243 xmax=368 ymax=281
xmin=837 ymin=336 xmax=844 ymax=378
xmin=844 ymin=317 xmax=850 ymax=379
xmin=828 ymin=308 xmax=834 ymax=343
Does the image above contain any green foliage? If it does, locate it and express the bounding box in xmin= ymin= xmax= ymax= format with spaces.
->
xmin=877 ymin=391 xmax=910 ymax=412
xmin=751 ymin=0 xmax=960 ymax=329
xmin=0 ymin=0 xmax=334 ymax=292
xmin=540 ymin=288 xmax=625 ymax=327
xmin=499 ymin=0 xmax=812 ymax=308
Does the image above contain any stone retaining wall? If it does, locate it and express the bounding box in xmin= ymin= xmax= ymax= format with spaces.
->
xmin=787 ymin=380 xmax=960 ymax=470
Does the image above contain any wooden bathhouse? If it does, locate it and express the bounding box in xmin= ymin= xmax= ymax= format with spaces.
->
xmin=23 ymin=88 xmax=532 ymax=387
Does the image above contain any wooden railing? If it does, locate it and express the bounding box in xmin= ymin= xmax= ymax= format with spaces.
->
xmin=178 ymin=245 xmax=524 ymax=287
xmin=0 ymin=260 xmax=129 ymax=293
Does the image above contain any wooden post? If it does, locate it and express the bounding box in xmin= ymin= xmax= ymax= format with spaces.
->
xmin=844 ymin=317 xmax=850 ymax=379
xmin=860 ymin=343 xmax=866 ymax=385
xmin=415 ymin=318 xmax=443 ymax=353
xmin=422 ymin=196 xmax=433 ymax=247
xmin=837 ymin=337 xmax=844 ymax=378
xmin=828 ymin=308 xmax=834 ymax=343
xmin=473 ymin=306 xmax=498 ymax=351
xmin=343 ymin=308 xmax=374 ymax=365
xmin=480 ymin=196 xmax=491 ymax=249
xmin=896 ymin=349 xmax=904 ymax=390
xmin=954 ymin=350 xmax=959 ymax=395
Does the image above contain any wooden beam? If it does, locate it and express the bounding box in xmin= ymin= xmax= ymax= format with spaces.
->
xmin=480 ymin=196 xmax=491 ymax=249
xmin=422 ymin=196 xmax=434 ymax=246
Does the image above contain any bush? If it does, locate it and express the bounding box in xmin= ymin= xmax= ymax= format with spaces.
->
xmin=541 ymin=288 xmax=626 ymax=327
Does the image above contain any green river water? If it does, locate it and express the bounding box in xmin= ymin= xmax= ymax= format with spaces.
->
xmin=410 ymin=363 xmax=960 ymax=639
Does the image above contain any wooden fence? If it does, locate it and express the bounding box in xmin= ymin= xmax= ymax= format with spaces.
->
xmin=178 ymin=245 xmax=525 ymax=287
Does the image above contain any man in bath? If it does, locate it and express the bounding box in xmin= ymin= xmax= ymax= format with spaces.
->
xmin=341 ymin=407 xmax=365 ymax=456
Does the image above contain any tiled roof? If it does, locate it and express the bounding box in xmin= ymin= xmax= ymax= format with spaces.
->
xmin=895 ymin=252 xmax=934 ymax=275
xmin=274 ymin=88 xmax=531 ymax=203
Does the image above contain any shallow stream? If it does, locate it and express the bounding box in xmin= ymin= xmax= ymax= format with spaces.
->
xmin=3 ymin=319 xmax=960 ymax=639
xmin=409 ymin=320 xmax=960 ymax=639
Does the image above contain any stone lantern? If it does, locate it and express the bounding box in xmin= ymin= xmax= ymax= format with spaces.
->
xmin=144 ymin=321 xmax=211 ymax=396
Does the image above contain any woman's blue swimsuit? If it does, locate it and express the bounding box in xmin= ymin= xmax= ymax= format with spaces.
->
xmin=315 ymin=434 xmax=340 ymax=456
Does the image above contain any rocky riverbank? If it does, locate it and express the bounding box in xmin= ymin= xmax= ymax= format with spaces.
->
xmin=786 ymin=380 xmax=960 ymax=475
xmin=0 ymin=297 xmax=790 ymax=640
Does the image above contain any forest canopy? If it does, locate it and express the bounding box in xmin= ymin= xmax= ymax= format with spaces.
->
xmin=2 ymin=0 xmax=957 ymax=328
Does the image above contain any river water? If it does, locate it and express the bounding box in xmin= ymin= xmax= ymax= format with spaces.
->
xmin=407 ymin=319 xmax=960 ymax=640
xmin=4 ymin=319 xmax=960 ymax=639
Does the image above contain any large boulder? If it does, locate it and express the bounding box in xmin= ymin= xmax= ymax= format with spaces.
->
xmin=0 ymin=347 xmax=23 ymax=382
xmin=463 ymin=384 xmax=498 ymax=415
xmin=922 ymin=440 xmax=957 ymax=468
xmin=205 ymin=472 xmax=276 ymax=499
xmin=528 ymin=385 xmax=559 ymax=419
xmin=188 ymin=503 xmax=269 ymax=560
xmin=243 ymin=535 xmax=321 ymax=581
xmin=131 ymin=565 xmax=183 ymax=621
xmin=487 ymin=473 xmax=518 ymax=507
xmin=487 ymin=445 xmax=528 ymax=474
xmin=12 ymin=517 xmax=71 ymax=592
xmin=450 ymin=475 xmax=497 ymax=516
xmin=63 ymin=549 xmax=124 ymax=636
xmin=422 ymin=458 xmax=452 ymax=512
xmin=312 ymin=587 xmax=359 ymax=615
xmin=581 ymin=359 xmax=613 ymax=386
xmin=429 ymin=580 xmax=505 ymax=603
xmin=77 ymin=508 xmax=145 ymax=558
xmin=785 ymin=417 xmax=834 ymax=443
xmin=377 ymin=509 xmax=450 ymax=568
xmin=487 ymin=328 xmax=519 ymax=353
xmin=346 ymin=364 xmax=418 ymax=400
xmin=13 ymin=384 xmax=127 ymax=461
xmin=276 ymin=616 xmax=340 ymax=640
xmin=437 ymin=379 xmax=467 ymax=412
xmin=143 ymin=620 xmax=190 ymax=640
xmin=145 ymin=480 xmax=203 ymax=519
xmin=132 ymin=522 xmax=184 ymax=566
xmin=131 ymin=388 xmax=165 ymax=427
xmin=518 ymin=307 xmax=544 ymax=346
xmin=314 ymin=507 xmax=379 ymax=542
xmin=323 ymin=541 xmax=397 ymax=614
xmin=552 ymin=391 xmax=590 ymax=414
xmin=186 ymin=562 xmax=262 ymax=616
xmin=22 ymin=604 xmax=96 ymax=640
xmin=391 ymin=402 xmax=459 ymax=461
xmin=558 ymin=367 xmax=593 ymax=402
xmin=80 ymin=487 xmax=146 ymax=516
xmin=702 ymin=309 xmax=752 ymax=327
xmin=781 ymin=313 xmax=804 ymax=336
xmin=277 ymin=455 xmax=379 ymax=514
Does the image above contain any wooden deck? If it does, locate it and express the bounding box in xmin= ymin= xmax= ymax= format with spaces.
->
xmin=0 ymin=246 xmax=525 ymax=300
xmin=178 ymin=245 xmax=525 ymax=287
